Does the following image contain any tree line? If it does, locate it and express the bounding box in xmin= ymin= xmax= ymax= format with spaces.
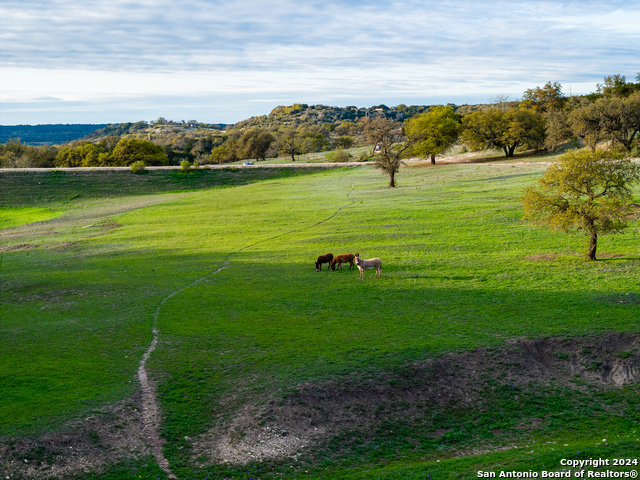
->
xmin=371 ymin=75 xmax=640 ymax=187
xmin=2 ymin=74 xmax=639 ymax=169
xmin=0 ymin=137 xmax=169 ymax=168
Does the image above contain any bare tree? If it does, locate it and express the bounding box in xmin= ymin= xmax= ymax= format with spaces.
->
xmin=363 ymin=117 xmax=410 ymax=187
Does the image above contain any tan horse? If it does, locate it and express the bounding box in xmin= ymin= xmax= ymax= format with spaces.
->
xmin=354 ymin=253 xmax=382 ymax=279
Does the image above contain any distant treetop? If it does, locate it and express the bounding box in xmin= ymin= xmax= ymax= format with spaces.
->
xmin=232 ymin=103 xmax=433 ymax=130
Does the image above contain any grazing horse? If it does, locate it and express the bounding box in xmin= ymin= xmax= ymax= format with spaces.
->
xmin=354 ymin=253 xmax=382 ymax=279
xmin=330 ymin=253 xmax=355 ymax=271
xmin=315 ymin=253 xmax=334 ymax=271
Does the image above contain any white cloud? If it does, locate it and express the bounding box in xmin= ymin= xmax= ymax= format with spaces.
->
xmin=1 ymin=0 xmax=639 ymax=123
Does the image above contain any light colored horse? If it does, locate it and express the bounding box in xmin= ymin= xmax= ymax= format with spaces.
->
xmin=354 ymin=253 xmax=382 ymax=279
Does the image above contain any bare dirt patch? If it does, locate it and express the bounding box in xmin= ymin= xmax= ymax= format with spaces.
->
xmin=593 ymin=253 xmax=627 ymax=259
xmin=0 ymin=243 xmax=37 ymax=252
xmin=404 ymin=149 xmax=553 ymax=167
xmin=626 ymin=203 xmax=640 ymax=220
xmin=0 ymin=393 xmax=150 ymax=480
xmin=194 ymin=333 xmax=640 ymax=466
xmin=138 ymin=328 xmax=176 ymax=479
xmin=524 ymin=252 xmax=635 ymax=261
xmin=0 ymin=194 xmax=184 ymax=243
xmin=0 ymin=241 xmax=79 ymax=253
xmin=3 ymin=334 xmax=639 ymax=477
xmin=523 ymin=253 xmax=563 ymax=261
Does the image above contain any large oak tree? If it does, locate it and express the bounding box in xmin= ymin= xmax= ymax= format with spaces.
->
xmin=404 ymin=106 xmax=460 ymax=164
xmin=238 ymin=128 xmax=275 ymax=162
xmin=461 ymin=107 xmax=545 ymax=158
xmin=522 ymin=149 xmax=640 ymax=260
xmin=110 ymin=138 xmax=168 ymax=166
xmin=275 ymin=125 xmax=327 ymax=161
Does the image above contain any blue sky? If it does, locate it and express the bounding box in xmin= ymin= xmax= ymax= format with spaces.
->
xmin=1 ymin=0 xmax=639 ymax=125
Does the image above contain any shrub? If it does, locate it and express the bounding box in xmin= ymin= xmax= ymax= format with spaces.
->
xmin=334 ymin=136 xmax=354 ymax=149
xmin=180 ymin=160 xmax=191 ymax=172
xmin=326 ymin=151 xmax=352 ymax=163
xmin=584 ymin=360 xmax=602 ymax=371
xmin=112 ymin=138 xmax=168 ymax=166
xmin=130 ymin=161 xmax=146 ymax=174
xmin=192 ymin=160 xmax=200 ymax=169
xmin=617 ymin=350 xmax=634 ymax=359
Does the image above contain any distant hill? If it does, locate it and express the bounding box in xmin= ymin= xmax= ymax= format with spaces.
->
xmin=83 ymin=121 xmax=232 ymax=140
xmin=0 ymin=124 xmax=109 ymax=145
xmin=233 ymin=104 xmax=434 ymax=129
xmin=1 ymin=105 xmax=483 ymax=147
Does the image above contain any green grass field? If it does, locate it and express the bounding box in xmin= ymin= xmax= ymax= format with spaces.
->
xmin=1 ymin=161 xmax=639 ymax=479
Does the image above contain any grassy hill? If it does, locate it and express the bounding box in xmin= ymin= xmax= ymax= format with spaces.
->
xmin=1 ymin=159 xmax=639 ymax=479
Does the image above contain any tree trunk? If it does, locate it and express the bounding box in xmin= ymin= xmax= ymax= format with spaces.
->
xmin=587 ymin=230 xmax=598 ymax=260
xmin=624 ymin=129 xmax=639 ymax=151
xmin=290 ymin=152 xmax=296 ymax=162
xmin=389 ymin=171 xmax=396 ymax=188
xmin=430 ymin=154 xmax=436 ymax=164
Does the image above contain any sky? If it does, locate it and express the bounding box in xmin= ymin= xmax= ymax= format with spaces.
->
xmin=1 ymin=0 xmax=639 ymax=125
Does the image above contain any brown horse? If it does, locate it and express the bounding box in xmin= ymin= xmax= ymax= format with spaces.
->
xmin=330 ymin=253 xmax=355 ymax=271
xmin=315 ymin=253 xmax=334 ymax=271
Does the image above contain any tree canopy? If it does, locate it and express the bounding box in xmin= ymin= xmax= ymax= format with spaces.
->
xmin=0 ymin=139 xmax=57 ymax=168
xmin=364 ymin=117 xmax=410 ymax=187
xmin=521 ymin=149 xmax=640 ymax=260
xmin=461 ymin=107 xmax=545 ymax=157
xmin=110 ymin=139 xmax=169 ymax=166
xmin=404 ymin=106 xmax=460 ymax=164
xmin=275 ymin=125 xmax=328 ymax=162
xmin=275 ymin=126 xmax=306 ymax=162
xmin=568 ymin=93 xmax=640 ymax=151
xmin=521 ymin=81 xmax=565 ymax=112
xmin=595 ymin=74 xmax=640 ymax=98
xmin=237 ymin=128 xmax=275 ymax=161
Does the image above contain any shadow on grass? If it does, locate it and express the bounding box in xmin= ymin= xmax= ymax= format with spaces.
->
xmin=482 ymin=172 xmax=541 ymax=181
xmin=4 ymin=246 xmax=640 ymax=478
xmin=0 ymin=167 xmax=330 ymax=207
xmin=409 ymin=274 xmax=477 ymax=281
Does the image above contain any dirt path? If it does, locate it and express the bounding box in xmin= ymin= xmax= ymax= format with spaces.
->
xmin=136 ymin=178 xmax=356 ymax=476
xmin=138 ymin=265 xmax=228 ymax=479
xmin=0 ymin=163 xmax=366 ymax=172
xmin=137 ymin=328 xmax=175 ymax=478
